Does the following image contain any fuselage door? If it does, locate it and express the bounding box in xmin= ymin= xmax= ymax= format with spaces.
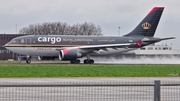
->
xmin=26 ymin=38 xmax=31 ymax=47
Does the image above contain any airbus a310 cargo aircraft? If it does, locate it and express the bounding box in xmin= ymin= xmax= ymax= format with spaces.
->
xmin=5 ymin=7 xmax=175 ymax=64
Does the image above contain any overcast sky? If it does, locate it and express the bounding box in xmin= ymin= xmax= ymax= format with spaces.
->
xmin=0 ymin=0 xmax=180 ymax=48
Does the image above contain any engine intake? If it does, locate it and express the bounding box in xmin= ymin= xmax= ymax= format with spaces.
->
xmin=59 ymin=49 xmax=82 ymax=60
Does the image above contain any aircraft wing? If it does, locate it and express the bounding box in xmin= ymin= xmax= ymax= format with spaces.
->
xmin=56 ymin=43 xmax=135 ymax=51
xmin=77 ymin=43 xmax=134 ymax=49
xmin=69 ymin=37 xmax=175 ymax=50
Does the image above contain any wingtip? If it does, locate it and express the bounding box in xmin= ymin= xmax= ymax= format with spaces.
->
xmin=170 ymin=37 xmax=176 ymax=39
xmin=160 ymin=37 xmax=176 ymax=41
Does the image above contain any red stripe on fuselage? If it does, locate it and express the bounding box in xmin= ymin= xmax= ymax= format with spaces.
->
xmin=147 ymin=7 xmax=163 ymax=16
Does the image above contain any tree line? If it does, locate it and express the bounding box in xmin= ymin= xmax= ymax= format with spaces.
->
xmin=19 ymin=22 xmax=103 ymax=36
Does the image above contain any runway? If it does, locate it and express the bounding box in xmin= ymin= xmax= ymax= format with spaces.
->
xmin=29 ymin=56 xmax=180 ymax=65
xmin=93 ymin=57 xmax=180 ymax=64
xmin=0 ymin=77 xmax=180 ymax=83
xmin=0 ymin=78 xmax=179 ymax=101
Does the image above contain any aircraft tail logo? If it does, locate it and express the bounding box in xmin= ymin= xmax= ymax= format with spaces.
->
xmin=124 ymin=7 xmax=164 ymax=37
xmin=142 ymin=22 xmax=151 ymax=30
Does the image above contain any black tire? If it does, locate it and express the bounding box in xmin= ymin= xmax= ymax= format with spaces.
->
xmin=89 ymin=59 xmax=94 ymax=64
xmin=83 ymin=59 xmax=94 ymax=64
xmin=84 ymin=59 xmax=88 ymax=64
xmin=70 ymin=60 xmax=75 ymax=64
xmin=70 ymin=60 xmax=80 ymax=64
xmin=75 ymin=59 xmax=80 ymax=64
xmin=26 ymin=59 xmax=31 ymax=64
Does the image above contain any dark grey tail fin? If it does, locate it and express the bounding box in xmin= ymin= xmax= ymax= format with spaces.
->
xmin=124 ymin=7 xmax=164 ymax=37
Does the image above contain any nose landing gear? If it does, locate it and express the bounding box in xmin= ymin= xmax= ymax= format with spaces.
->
xmin=26 ymin=56 xmax=31 ymax=64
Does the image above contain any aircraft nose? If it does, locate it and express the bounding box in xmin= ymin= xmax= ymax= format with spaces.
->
xmin=4 ymin=43 xmax=9 ymax=47
xmin=4 ymin=42 xmax=11 ymax=49
xmin=4 ymin=43 xmax=12 ymax=51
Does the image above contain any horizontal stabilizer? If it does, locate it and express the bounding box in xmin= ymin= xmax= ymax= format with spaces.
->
xmin=143 ymin=37 xmax=175 ymax=43
xmin=158 ymin=37 xmax=176 ymax=41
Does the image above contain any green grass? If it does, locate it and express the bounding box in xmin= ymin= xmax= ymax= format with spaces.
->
xmin=0 ymin=63 xmax=180 ymax=77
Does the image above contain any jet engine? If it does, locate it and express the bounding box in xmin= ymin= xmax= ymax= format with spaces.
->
xmin=59 ymin=49 xmax=82 ymax=60
xmin=38 ymin=56 xmax=59 ymax=60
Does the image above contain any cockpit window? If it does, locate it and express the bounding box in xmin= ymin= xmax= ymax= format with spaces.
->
xmin=10 ymin=39 xmax=20 ymax=43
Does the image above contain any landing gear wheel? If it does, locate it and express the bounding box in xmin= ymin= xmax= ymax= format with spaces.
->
xmin=76 ymin=59 xmax=80 ymax=64
xmin=83 ymin=59 xmax=94 ymax=64
xmin=89 ymin=59 xmax=94 ymax=64
xmin=26 ymin=59 xmax=31 ymax=64
xmin=84 ymin=59 xmax=88 ymax=64
xmin=70 ymin=59 xmax=80 ymax=64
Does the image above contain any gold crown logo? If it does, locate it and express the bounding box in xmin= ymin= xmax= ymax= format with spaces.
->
xmin=142 ymin=22 xmax=151 ymax=30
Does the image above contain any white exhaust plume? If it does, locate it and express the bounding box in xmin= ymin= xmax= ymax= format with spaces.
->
xmin=92 ymin=56 xmax=180 ymax=64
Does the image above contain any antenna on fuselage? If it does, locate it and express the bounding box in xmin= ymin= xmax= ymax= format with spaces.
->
xmin=118 ymin=26 xmax=121 ymax=36
xmin=15 ymin=20 xmax=18 ymax=34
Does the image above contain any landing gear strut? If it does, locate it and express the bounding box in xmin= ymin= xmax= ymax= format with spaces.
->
xmin=26 ymin=55 xmax=32 ymax=64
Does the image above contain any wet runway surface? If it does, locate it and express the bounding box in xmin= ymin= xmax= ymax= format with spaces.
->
xmin=93 ymin=57 xmax=180 ymax=65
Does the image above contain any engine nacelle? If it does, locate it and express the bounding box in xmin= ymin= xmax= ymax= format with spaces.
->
xmin=59 ymin=49 xmax=82 ymax=60
xmin=38 ymin=56 xmax=59 ymax=60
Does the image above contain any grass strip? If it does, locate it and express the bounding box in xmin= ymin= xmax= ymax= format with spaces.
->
xmin=0 ymin=64 xmax=180 ymax=77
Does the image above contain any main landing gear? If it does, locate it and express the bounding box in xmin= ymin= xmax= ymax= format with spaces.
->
xmin=83 ymin=59 xmax=94 ymax=64
xmin=26 ymin=55 xmax=32 ymax=64
xmin=70 ymin=59 xmax=94 ymax=64
xmin=70 ymin=54 xmax=95 ymax=64
xmin=83 ymin=54 xmax=94 ymax=64
xmin=70 ymin=59 xmax=80 ymax=64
